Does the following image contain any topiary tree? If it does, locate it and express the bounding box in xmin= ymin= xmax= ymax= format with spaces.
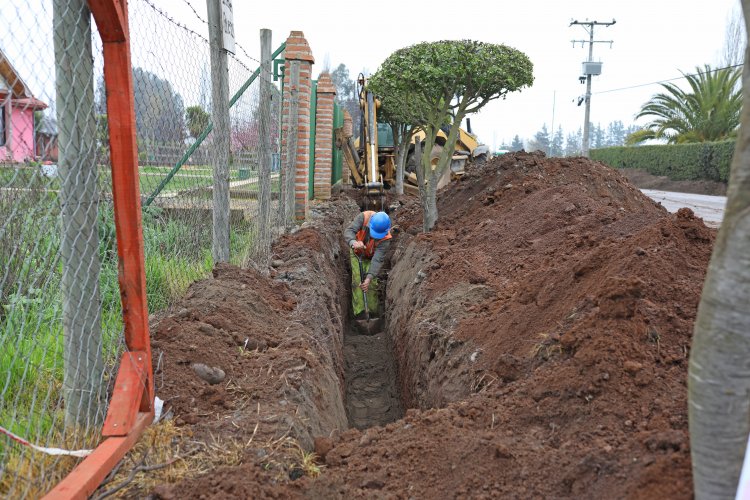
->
xmin=369 ymin=40 xmax=533 ymax=231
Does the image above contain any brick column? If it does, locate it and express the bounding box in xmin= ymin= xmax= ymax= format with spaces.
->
xmin=313 ymin=72 xmax=336 ymax=200
xmin=280 ymin=31 xmax=314 ymax=221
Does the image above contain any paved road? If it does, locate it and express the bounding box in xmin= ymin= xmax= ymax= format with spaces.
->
xmin=641 ymin=189 xmax=727 ymax=228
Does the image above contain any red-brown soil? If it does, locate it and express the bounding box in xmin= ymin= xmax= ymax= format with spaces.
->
xmin=142 ymin=152 xmax=714 ymax=499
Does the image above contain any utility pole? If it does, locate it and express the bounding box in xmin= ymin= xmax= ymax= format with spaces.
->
xmin=570 ymin=18 xmax=615 ymax=157
xmin=207 ymin=0 xmax=234 ymax=262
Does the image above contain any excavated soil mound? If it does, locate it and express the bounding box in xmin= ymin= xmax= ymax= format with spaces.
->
xmin=302 ymin=152 xmax=715 ymax=498
xmin=146 ymin=152 xmax=714 ymax=499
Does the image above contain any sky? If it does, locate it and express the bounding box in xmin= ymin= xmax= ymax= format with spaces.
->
xmin=227 ymin=0 xmax=740 ymax=149
xmin=1 ymin=0 xmax=741 ymax=150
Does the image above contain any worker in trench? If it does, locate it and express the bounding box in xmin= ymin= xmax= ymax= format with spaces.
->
xmin=343 ymin=210 xmax=392 ymax=317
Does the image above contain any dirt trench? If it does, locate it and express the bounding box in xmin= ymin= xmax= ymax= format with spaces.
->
xmin=136 ymin=152 xmax=714 ymax=499
xmin=343 ymin=316 xmax=403 ymax=430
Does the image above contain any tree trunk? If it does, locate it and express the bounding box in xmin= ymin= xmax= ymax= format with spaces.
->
xmin=417 ymin=110 xmax=467 ymax=232
xmin=395 ymin=129 xmax=410 ymax=196
xmin=424 ymin=172 xmax=439 ymax=231
xmin=688 ymin=32 xmax=750 ymax=499
xmin=413 ymin=140 xmax=429 ymax=232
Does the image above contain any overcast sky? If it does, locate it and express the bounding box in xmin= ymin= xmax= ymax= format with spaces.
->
xmin=228 ymin=0 xmax=740 ymax=149
xmin=3 ymin=0 xmax=742 ymax=150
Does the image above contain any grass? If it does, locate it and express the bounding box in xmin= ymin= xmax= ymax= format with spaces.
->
xmin=0 ymin=196 xmax=244 ymax=497
xmin=90 ymin=420 xmax=245 ymax=498
xmin=0 ymin=163 xmax=250 ymax=198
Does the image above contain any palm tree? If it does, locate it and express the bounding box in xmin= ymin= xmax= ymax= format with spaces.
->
xmin=626 ymin=65 xmax=742 ymax=144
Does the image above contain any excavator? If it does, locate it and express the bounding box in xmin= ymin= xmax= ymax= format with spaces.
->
xmin=336 ymin=74 xmax=489 ymax=211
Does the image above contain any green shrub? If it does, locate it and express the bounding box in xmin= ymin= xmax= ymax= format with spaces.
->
xmin=590 ymin=140 xmax=735 ymax=183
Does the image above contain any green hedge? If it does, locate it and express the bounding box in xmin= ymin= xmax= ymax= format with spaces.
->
xmin=590 ymin=140 xmax=735 ymax=183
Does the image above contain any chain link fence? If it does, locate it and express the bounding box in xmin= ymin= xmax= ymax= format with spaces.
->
xmin=0 ymin=0 xmax=283 ymax=496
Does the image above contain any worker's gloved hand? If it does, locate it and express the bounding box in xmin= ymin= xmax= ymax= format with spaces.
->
xmin=351 ymin=240 xmax=365 ymax=250
xmin=360 ymin=276 xmax=371 ymax=293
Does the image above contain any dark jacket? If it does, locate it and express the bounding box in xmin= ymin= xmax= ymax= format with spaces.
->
xmin=343 ymin=212 xmax=391 ymax=279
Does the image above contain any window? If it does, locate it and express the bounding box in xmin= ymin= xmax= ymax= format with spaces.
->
xmin=0 ymin=104 xmax=5 ymax=147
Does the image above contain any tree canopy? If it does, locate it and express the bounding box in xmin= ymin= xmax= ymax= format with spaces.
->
xmin=186 ymin=105 xmax=209 ymax=139
xmin=132 ymin=67 xmax=185 ymax=144
xmin=627 ymin=65 xmax=742 ymax=145
xmin=370 ymin=40 xmax=533 ymax=129
xmin=369 ymin=39 xmax=533 ymax=230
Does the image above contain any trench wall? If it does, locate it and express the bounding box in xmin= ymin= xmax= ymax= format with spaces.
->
xmin=387 ymin=233 xmax=488 ymax=409
xmin=268 ymin=202 xmax=360 ymax=445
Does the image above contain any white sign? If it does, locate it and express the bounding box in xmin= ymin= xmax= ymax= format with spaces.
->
xmin=220 ymin=0 xmax=235 ymax=54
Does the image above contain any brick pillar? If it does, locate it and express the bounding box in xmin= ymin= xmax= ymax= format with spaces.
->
xmin=281 ymin=31 xmax=314 ymax=221
xmin=313 ymin=72 xmax=336 ymax=200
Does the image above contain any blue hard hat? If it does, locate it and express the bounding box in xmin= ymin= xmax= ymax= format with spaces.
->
xmin=368 ymin=211 xmax=391 ymax=239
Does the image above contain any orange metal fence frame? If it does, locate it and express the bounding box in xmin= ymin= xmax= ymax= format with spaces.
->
xmin=44 ymin=0 xmax=154 ymax=497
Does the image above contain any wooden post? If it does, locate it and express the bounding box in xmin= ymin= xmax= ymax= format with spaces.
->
xmin=257 ymin=28 xmax=272 ymax=264
xmin=281 ymin=62 xmax=299 ymax=228
xmin=206 ymin=0 xmax=231 ymax=262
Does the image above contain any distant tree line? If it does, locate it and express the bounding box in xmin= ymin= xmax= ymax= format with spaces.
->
xmin=503 ymin=120 xmax=642 ymax=157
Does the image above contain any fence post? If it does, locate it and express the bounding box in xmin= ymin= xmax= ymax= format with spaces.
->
xmin=281 ymin=61 xmax=298 ymax=228
xmin=257 ymin=28 xmax=273 ymax=264
xmin=280 ymin=31 xmax=314 ymax=222
xmin=342 ymin=109 xmax=352 ymax=185
xmin=314 ymin=72 xmax=335 ymax=200
xmin=53 ymin=0 xmax=104 ymax=428
xmin=332 ymin=102 xmax=343 ymax=186
xmin=206 ymin=0 xmax=231 ymax=262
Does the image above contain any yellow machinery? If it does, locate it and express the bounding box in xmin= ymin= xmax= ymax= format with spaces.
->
xmin=336 ymin=75 xmax=394 ymax=210
xmin=337 ymin=75 xmax=487 ymax=208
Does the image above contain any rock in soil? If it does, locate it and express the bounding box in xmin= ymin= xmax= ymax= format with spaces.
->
xmin=191 ymin=363 xmax=225 ymax=385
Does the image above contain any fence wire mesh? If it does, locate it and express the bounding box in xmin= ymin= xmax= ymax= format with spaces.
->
xmin=0 ymin=0 xmax=282 ymax=496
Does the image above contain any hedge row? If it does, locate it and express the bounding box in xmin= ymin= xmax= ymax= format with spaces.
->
xmin=590 ymin=140 xmax=735 ymax=183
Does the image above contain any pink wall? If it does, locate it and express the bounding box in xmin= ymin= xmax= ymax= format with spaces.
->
xmin=0 ymin=102 xmax=36 ymax=162
xmin=8 ymin=105 xmax=35 ymax=162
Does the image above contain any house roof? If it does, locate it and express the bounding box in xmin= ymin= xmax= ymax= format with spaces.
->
xmin=13 ymin=96 xmax=47 ymax=111
xmin=37 ymin=115 xmax=58 ymax=136
xmin=0 ymin=47 xmax=45 ymax=106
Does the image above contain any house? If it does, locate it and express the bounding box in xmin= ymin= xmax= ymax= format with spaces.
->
xmin=36 ymin=115 xmax=58 ymax=162
xmin=0 ymin=49 xmax=47 ymax=163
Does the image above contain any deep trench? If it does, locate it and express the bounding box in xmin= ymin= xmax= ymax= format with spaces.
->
xmin=342 ymin=259 xmax=404 ymax=430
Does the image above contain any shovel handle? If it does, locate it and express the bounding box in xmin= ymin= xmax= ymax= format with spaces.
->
xmin=356 ymin=254 xmax=370 ymax=321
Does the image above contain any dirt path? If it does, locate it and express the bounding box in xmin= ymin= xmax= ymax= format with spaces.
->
xmin=344 ymin=327 xmax=404 ymax=430
xmin=619 ymin=167 xmax=727 ymax=196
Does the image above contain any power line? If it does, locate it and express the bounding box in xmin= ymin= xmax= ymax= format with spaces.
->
xmin=593 ymin=63 xmax=743 ymax=95
xmin=140 ymin=0 xmax=258 ymax=71
xmin=176 ymin=0 xmax=259 ymax=65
